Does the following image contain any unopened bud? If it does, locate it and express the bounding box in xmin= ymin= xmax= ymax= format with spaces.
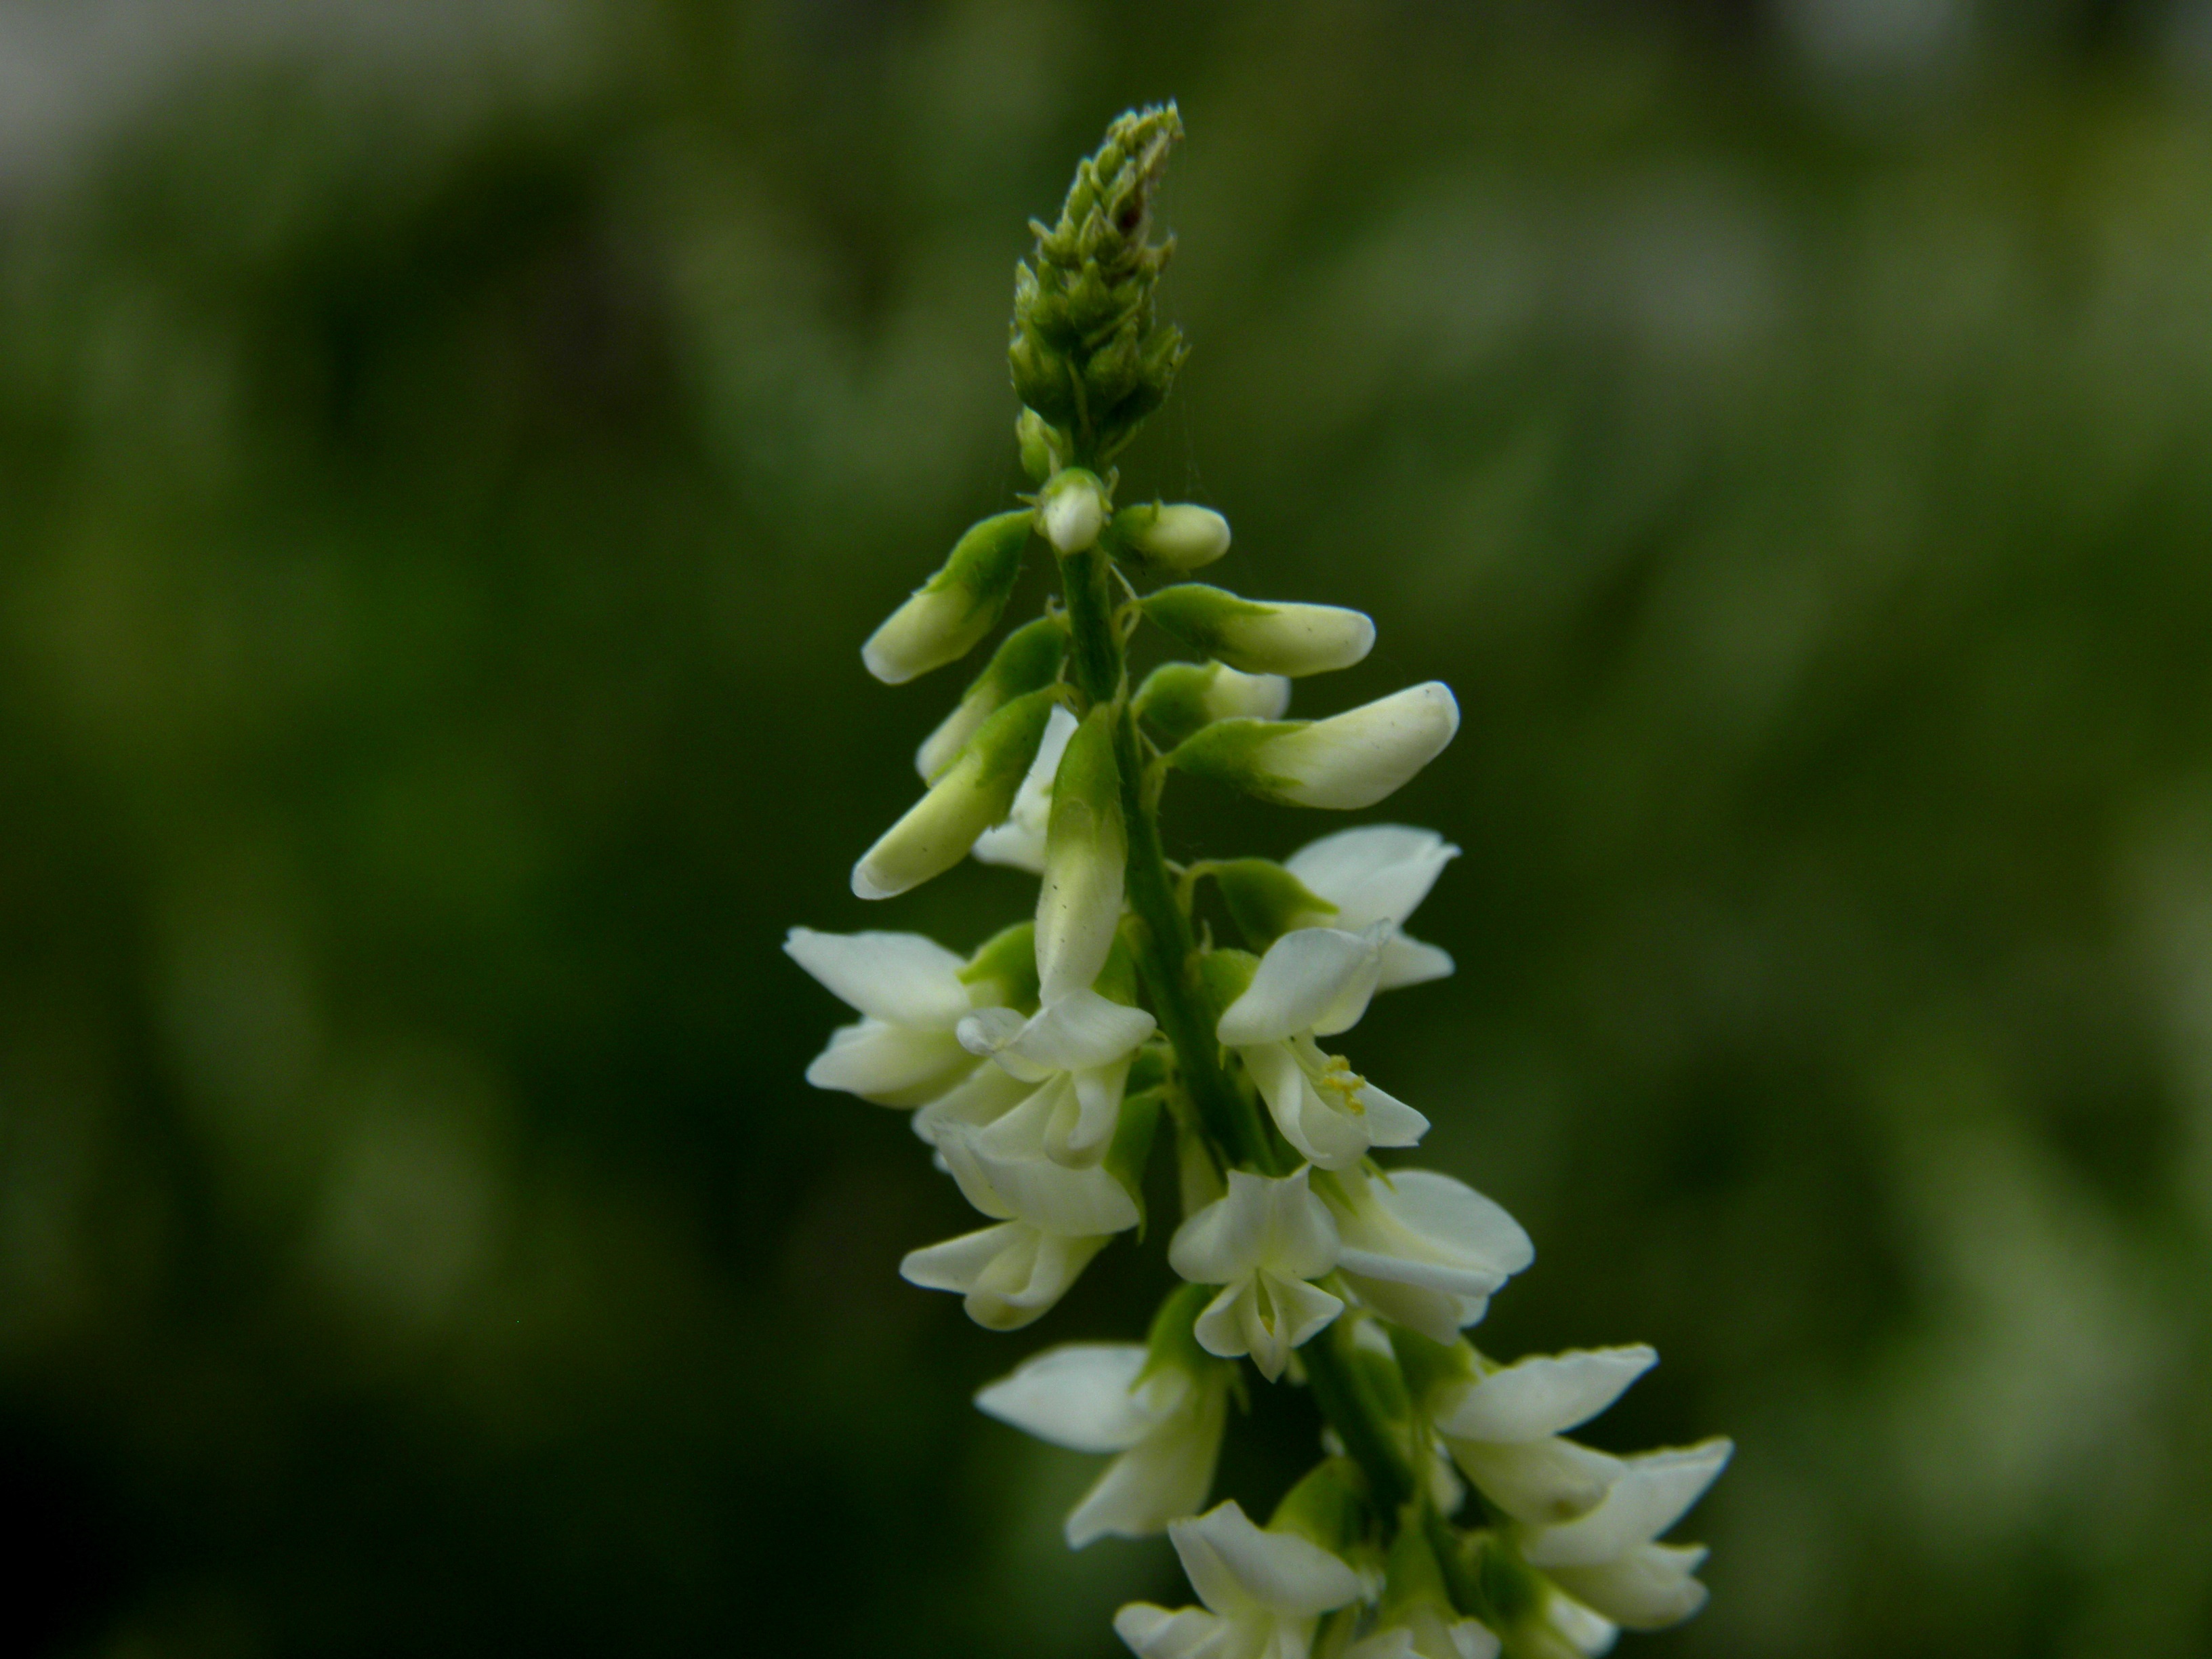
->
xmin=1035 ymin=706 xmax=1128 ymax=1002
xmin=862 ymin=510 xmax=1033 ymax=685
xmin=1165 ymin=682 xmax=1460 ymax=811
xmin=916 ymin=616 xmax=1068 ymax=781
xmin=1143 ymin=585 xmax=1375 ymax=678
xmin=1040 ymin=468 xmax=1110 ymax=554
xmin=1016 ymin=409 xmax=1067 ymax=485
xmin=1134 ymin=661 xmax=1291 ymax=747
xmin=1112 ymin=502 xmax=1231 ymax=571
xmin=853 ymin=689 xmax=1061 ymax=899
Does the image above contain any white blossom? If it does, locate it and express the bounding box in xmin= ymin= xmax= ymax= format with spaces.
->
xmin=899 ymin=1223 xmax=1107 ymax=1331
xmin=1431 ymin=1347 xmax=1654 ymax=1525
xmin=972 ymin=705 xmax=1078 ymax=873
xmin=1216 ymin=926 xmax=1429 ymax=1169
xmin=976 ymin=1342 xmax=1229 ymax=1545
xmin=1319 ymin=1166 xmax=1532 ymax=1345
xmin=951 ymin=990 xmax=1155 ymax=1167
xmin=1284 ymin=825 xmax=1459 ymax=989
xmin=1169 ymin=1168 xmax=1344 ymax=1381
xmin=1520 ymin=1439 xmax=1733 ymax=1631
xmin=785 ymin=927 xmax=1003 ymax=1107
xmin=1114 ymin=1500 xmax=1362 ymax=1659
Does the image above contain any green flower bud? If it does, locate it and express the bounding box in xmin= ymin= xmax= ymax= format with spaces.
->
xmin=863 ymin=510 xmax=1033 ymax=685
xmin=1112 ymin=501 xmax=1232 ymax=571
xmin=916 ymin=616 xmax=1068 ymax=781
xmin=853 ymin=688 xmax=1061 ymax=899
xmin=1143 ymin=585 xmax=1375 ymax=678
xmin=1040 ymin=468 xmax=1110 ymax=554
xmin=961 ymin=920 xmax=1042 ymax=1012
xmin=1268 ymin=1458 xmax=1370 ymax=1556
xmin=1016 ymin=409 xmax=1067 ymax=485
xmin=1209 ymin=858 xmax=1335 ymax=948
xmin=1165 ymin=683 xmax=1461 ymax=810
xmin=1134 ymin=661 xmax=1292 ymax=749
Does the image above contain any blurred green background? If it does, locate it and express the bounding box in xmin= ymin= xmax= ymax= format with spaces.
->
xmin=4 ymin=1 xmax=2211 ymax=1654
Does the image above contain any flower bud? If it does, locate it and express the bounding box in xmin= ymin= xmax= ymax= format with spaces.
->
xmin=1036 ymin=706 xmax=1128 ymax=1003
xmin=1143 ymin=585 xmax=1375 ymax=678
xmin=862 ymin=510 xmax=1033 ymax=685
xmin=1166 ymin=682 xmax=1460 ymax=811
xmin=1017 ymin=409 xmax=1068 ymax=485
xmin=1134 ymin=660 xmax=1292 ymax=748
xmin=1208 ymin=858 xmax=1334 ymax=947
xmin=853 ymin=689 xmax=1061 ymax=899
xmin=915 ymin=616 xmax=1068 ymax=781
xmin=1111 ymin=502 xmax=1232 ymax=571
xmin=1040 ymin=468 xmax=1110 ymax=553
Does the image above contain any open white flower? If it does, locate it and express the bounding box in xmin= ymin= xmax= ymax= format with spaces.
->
xmin=954 ymin=989 xmax=1155 ymax=1167
xmin=1216 ymin=926 xmax=1429 ymax=1169
xmin=1431 ymin=1347 xmax=1655 ymax=1525
xmin=1520 ymin=1439 xmax=1733 ymax=1631
xmin=899 ymin=1223 xmax=1108 ymax=1331
xmin=976 ymin=1341 xmax=1230 ymax=1546
xmin=972 ymin=704 xmax=1078 ymax=873
xmin=1284 ymin=825 xmax=1459 ymax=989
xmin=785 ymin=927 xmax=1007 ymax=1107
xmin=1169 ymin=1168 xmax=1343 ymax=1381
xmin=1114 ymin=1500 xmax=1363 ymax=1659
xmin=1319 ymin=1166 xmax=1533 ymax=1345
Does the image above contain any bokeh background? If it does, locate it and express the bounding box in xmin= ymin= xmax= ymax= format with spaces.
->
xmin=5 ymin=1 xmax=2211 ymax=1654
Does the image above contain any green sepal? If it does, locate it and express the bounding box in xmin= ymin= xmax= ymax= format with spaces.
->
xmin=1143 ymin=583 xmax=1274 ymax=659
xmin=1016 ymin=409 xmax=1068 ymax=483
xmin=1139 ymin=1280 xmax=1218 ymax=1385
xmin=1096 ymin=930 xmax=1142 ymax=1008
xmin=1107 ymin=1086 xmax=1163 ymax=1231
xmin=1126 ymin=1043 xmax=1170 ymax=1097
xmin=1268 ymin=1457 xmax=1370 ymax=1556
xmin=1386 ymin=1326 xmax=1479 ymax=1416
xmin=934 ymin=509 xmax=1032 ymax=611
xmin=920 ymin=616 xmax=1068 ymax=781
xmin=1211 ymin=858 xmax=1336 ymax=949
xmin=1351 ymin=1332 xmax=1414 ymax=1426
xmin=1195 ymin=948 xmax=1260 ymax=1021
xmin=1132 ymin=661 xmax=1216 ymax=747
xmin=1164 ymin=718 xmax=1302 ymax=801
xmin=1473 ymin=1532 xmax=1549 ymax=1627
xmin=961 ymin=920 xmax=1041 ymax=1012
xmin=1378 ymin=1517 xmax=1455 ymax=1622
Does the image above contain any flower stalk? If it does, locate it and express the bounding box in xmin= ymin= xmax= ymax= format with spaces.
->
xmin=788 ymin=104 xmax=1729 ymax=1659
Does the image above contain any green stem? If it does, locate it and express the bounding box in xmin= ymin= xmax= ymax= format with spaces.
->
xmin=1054 ymin=526 xmax=1442 ymax=1566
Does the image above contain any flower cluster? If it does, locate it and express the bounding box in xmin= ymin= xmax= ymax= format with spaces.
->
xmin=788 ymin=105 xmax=1729 ymax=1658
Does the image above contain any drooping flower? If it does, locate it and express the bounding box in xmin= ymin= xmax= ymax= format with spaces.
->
xmin=1317 ymin=1166 xmax=1533 ymax=1346
xmin=975 ymin=1331 xmax=1230 ymax=1545
xmin=1282 ymin=825 xmax=1460 ymax=989
xmin=899 ymin=1222 xmax=1111 ymax=1332
xmin=1114 ymin=1500 xmax=1363 ymax=1659
xmin=1431 ymin=1347 xmax=1656 ymax=1525
xmin=1519 ymin=1438 xmax=1733 ymax=1632
xmin=1167 ymin=682 xmax=1460 ymax=810
xmin=1215 ymin=926 xmax=1429 ymax=1169
xmin=1143 ymin=584 xmax=1376 ymax=678
xmin=1168 ymin=1168 xmax=1344 ymax=1381
xmin=785 ymin=926 xmax=1016 ymax=1107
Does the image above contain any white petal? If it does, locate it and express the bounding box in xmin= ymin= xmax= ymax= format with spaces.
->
xmin=1217 ymin=928 xmax=1386 ymax=1044
xmin=1240 ymin=1042 xmax=1372 ymax=1172
xmin=1170 ymin=1501 xmax=1363 ymax=1619
xmin=1338 ymin=1273 xmax=1473 ymax=1347
xmin=1520 ymin=1441 xmax=1733 ymax=1569
xmin=972 ymin=704 xmax=1078 ymax=874
xmin=1544 ymin=1593 xmax=1620 ymax=1657
xmin=1265 ymin=683 xmax=1460 ymax=811
xmin=1353 ymin=1080 xmax=1431 ymax=1149
xmin=1283 ymin=826 xmax=1459 ymax=929
xmin=910 ymin=1223 xmax=1106 ymax=1330
xmin=783 ymin=928 xmax=972 ymax=1027
xmin=1258 ymin=1166 xmax=1344 ymax=1280
xmin=1376 ymin=934 xmax=1455 ymax=990
xmin=1240 ymin=1271 xmax=1344 ymax=1381
xmin=900 ymin=1221 xmax=1022 ymax=1294
xmin=1067 ymin=1374 xmax=1227 ymax=1545
xmin=1546 ymin=1542 xmax=1711 ymax=1631
xmin=1203 ymin=663 xmax=1291 ymax=722
xmin=1113 ymin=1603 xmax=1226 ymax=1659
xmin=912 ymin=1063 xmax=1030 ymax=1143
xmin=804 ymin=1020 xmax=976 ymax=1105
xmin=1446 ymin=1435 xmax=1626 ymax=1525
xmin=1434 ymin=1348 xmax=1658 ymax=1444
xmin=939 ymin=1130 xmax=1141 ymax=1235
xmin=1328 ymin=1169 xmax=1532 ymax=1300
xmin=975 ymin=1343 xmax=1158 ymax=1453
xmin=1010 ymin=991 xmax=1156 ymax=1073
xmin=1170 ymin=1168 xmax=1273 ymax=1284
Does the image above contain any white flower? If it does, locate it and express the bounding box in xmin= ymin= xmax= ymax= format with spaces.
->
xmin=1284 ymin=825 xmax=1459 ymax=989
xmin=950 ymin=990 xmax=1156 ymax=1167
xmin=1170 ymin=684 xmax=1460 ymax=811
xmin=1040 ymin=468 xmax=1109 ymax=553
xmin=1431 ymin=1347 xmax=1655 ymax=1525
xmin=1169 ymin=1168 xmax=1344 ymax=1381
xmin=785 ymin=927 xmax=1004 ymax=1107
xmin=1114 ymin=1500 xmax=1363 ymax=1659
xmin=1346 ymin=1610 xmax=1502 ymax=1659
xmin=972 ymin=704 xmax=1078 ymax=873
xmin=899 ymin=1223 xmax=1107 ymax=1331
xmin=975 ymin=1342 xmax=1229 ymax=1546
xmin=1520 ymin=1439 xmax=1733 ymax=1631
xmin=1318 ymin=1167 xmax=1533 ymax=1345
xmin=1215 ymin=926 xmax=1429 ymax=1169
xmin=1145 ymin=584 xmax=1376 ymax=678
